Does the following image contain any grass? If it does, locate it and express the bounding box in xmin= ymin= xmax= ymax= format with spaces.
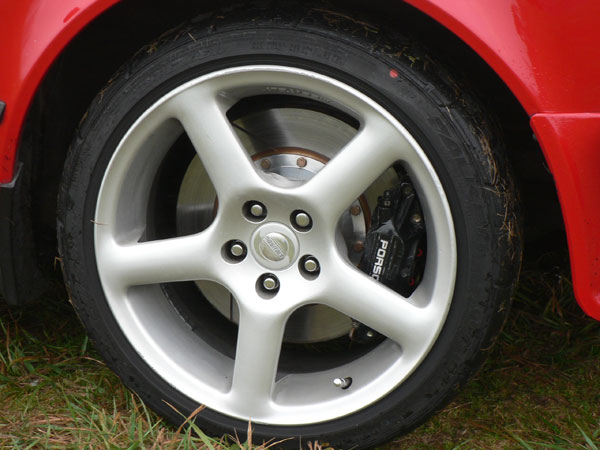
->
xmin=0 ymin=287 xmax=243 ymax=449
xmin=0 ymin=252 xmax=599 ymax=449
xmin=388 ymin=253 xmax=600 ymax=450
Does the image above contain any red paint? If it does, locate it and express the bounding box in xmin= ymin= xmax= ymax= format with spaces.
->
xmin=0 ymin=0 xmax=600 ymax=319
xmin=63 ymin=7 xmax=81 ymax=23
xmin=531 ymin=114 xmax=600 ymax=320
xmin=0 ymin=0 xmax=119 ymax=183
xmin=406 ymin=0 xmax=600 ymax=115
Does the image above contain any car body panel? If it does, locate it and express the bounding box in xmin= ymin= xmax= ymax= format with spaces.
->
xmin=0 ymin=0 xmax=119 ymax=184
xmin=530 ymin=113 xmax=600 ymax=320
xmin=406 ymin=0 xmax=600 ymax=115
xmin=0 ymin=0 xmax=599 ymax=319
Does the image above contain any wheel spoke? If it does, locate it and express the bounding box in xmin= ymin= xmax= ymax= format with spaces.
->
xmin=168 ymin=86 xmax=265 ymax=199
xmin=320 ymin=260 xmax=435 ymax=353
xmin=96 ymin=229 xmax=220 ymax=289
xmin=297 ymin=116 xmax=411 ymax=226
xmin=229 ymin=304 xmax=287 ymax=415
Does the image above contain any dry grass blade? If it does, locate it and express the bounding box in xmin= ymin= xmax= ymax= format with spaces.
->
xmin=174 ymin=404 xmax=206 ymax=435
xmin=247 ymin=420 xmax=252 ymax=449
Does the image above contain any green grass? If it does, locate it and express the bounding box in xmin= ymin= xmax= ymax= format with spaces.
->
xmin=0 ymin=257 xmax=599 ymax=449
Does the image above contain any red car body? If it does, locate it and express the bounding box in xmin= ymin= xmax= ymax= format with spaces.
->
xmin=1 ymin=0 xmax=600 ymax=322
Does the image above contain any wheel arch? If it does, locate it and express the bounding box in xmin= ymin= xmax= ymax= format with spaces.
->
xmin=0 ymin=0 xmax=207 ymax=303
xmin=0 ymin=0 xmax=552 ymax=187
xmin=2 ymin=0 xmax=564 ymax=308
xmin=0 ymin=0 xmax=120 ymax=185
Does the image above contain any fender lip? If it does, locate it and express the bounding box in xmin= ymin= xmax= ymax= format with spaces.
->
xmin=0 ymin=162 xmax=22 ymax=189
xmin=0 ymin=0 xmax=121 ymax=185
xmin=531 ymin=113 xmax=600 ymax=321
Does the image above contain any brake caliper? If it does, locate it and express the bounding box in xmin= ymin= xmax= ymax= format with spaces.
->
xmin=351 ymin=178 xmax=426 ymax=343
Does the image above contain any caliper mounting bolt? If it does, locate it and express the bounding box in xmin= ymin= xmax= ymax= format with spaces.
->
xmin=411 ymin=213 xmax=422 ymax=224
xmin=350 ymin=205 xmax=361 ymax=216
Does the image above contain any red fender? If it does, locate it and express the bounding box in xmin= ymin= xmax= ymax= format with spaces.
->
xmin=0 ymin=0 xmax=119 ymax=183
xmin=406 ymin=0 xmax=600 ymax=115
xmin=530 ymin=114 xmax=600 ymax=320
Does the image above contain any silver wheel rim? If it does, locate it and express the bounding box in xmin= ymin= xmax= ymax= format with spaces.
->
xmin=94 ymin=66 xmax=457 ymax=425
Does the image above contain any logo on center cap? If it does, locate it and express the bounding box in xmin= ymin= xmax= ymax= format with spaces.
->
xmin=259 ymin=233 xmax=288 ymax=261
xmin=251 ymin=223 xmax=299 ymax=270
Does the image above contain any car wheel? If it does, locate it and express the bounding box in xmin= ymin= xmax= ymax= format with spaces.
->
xmin=57 ymin=6 xmax=521 ymax=449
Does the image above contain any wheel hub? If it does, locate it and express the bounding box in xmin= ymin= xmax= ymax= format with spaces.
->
xmin=251 ymin=223 xmax=299 ymax=269
xmin=177 ymin=148 xmax=370 ymax=343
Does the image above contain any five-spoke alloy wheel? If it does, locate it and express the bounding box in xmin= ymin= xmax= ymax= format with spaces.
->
xmin=58 ymin=7 xmax=520 ymax=449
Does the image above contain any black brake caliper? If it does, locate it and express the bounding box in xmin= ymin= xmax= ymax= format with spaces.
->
xmin=351 ymin=177 xmax=426 ymax=343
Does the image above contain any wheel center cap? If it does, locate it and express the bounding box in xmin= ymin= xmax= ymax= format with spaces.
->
xmin=251 ymin=223 xmax=299 ymax=270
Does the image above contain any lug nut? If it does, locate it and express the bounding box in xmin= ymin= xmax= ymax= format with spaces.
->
xmin=333 ymin=377 xmax=352 ymax=389
xmin=263 ymin=277 xmax=278 ymax=291
xmin=302 ymin=256 xmax=320 ymax=274
xmin=295 ymin=212 xmax=311 ymax=228
xmin=292 ymin=211 xmax=312 ymax=229
xmin=296 ymin=157 xmax=308 ymax=168
xmin=250 ymin=203 xmax=265 ymax=217
xmin=224 ymin=240 xmax=247 ymax=262
xmin=257 ymin=273 xmax=280 ymax=297
xmin=411 ymin=213 xmax=422 ymax=224
xmin=230 ymin=243 xmax=245 ymax=257
xmin=244 ymin=201 xmax=267 ymax=221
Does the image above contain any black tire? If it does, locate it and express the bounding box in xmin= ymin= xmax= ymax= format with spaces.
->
xmin=57 ymin=5 xmax=521 ymax=449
